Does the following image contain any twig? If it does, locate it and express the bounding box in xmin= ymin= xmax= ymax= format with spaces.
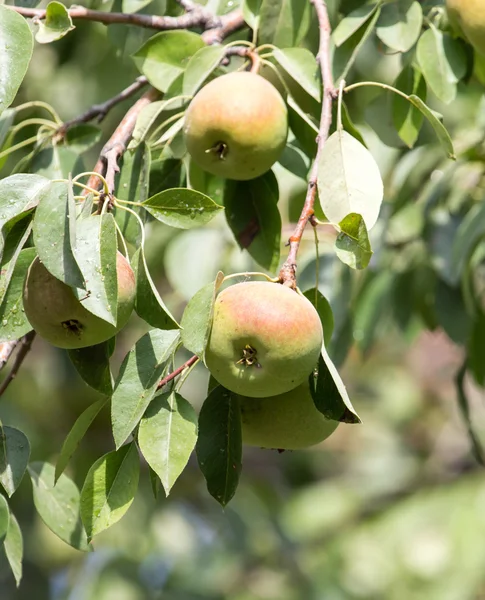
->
xmin=156 ymin=355 xmax=199 ymax=391
xmin=224 ymin=47 xmax=261 ymax=73
xmin=278 ymin=0 xmax=335 ymax=288
xmin=0 ymin=341 xmax=20 ymax=372
xmin=0 ymin=332 xmax=36 ymax=398
xmin=55 ymin=77 xmax=149 ymax=139
xmin=202 ymin=9 xmax=245 ymax=45
xmin=6 ymin=4 xmax=221 ymax=30
xmin=85 ymin=87 xmax=161 ymax=196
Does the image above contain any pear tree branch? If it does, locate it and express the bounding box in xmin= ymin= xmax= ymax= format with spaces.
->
xmin=278 ymin=0 xmax=335 ymax=288
xmin=0 ymin=332 xmax=36 ymax=397
xmin=156 ymin=355 xmax=199 ymax=391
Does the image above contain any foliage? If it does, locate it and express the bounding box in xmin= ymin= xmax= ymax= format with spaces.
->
xmin=0 ymin=0 xmax=484 ymax=594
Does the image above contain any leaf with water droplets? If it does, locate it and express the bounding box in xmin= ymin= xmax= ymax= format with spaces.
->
xmin=142 ymin=188 xmax=223 ymax=229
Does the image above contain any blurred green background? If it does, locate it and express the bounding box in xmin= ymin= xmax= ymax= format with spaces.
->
xmin=2 ymin=2 xmax=485 ymax=598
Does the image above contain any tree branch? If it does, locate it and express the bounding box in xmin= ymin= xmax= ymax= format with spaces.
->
xmin=202 ymin=9 xmax=245 ymax=45
xmin=85 ymin=87 xmax=161 ymax=196
xmin=6 ymin=4 xmax=221 ymax=30
xmin=156 ymin=355 xmax=199 ymax=391
xmin=55 ymin=76 xmax=149 ymax=139
xmin=0 ymin=340 xmax=20 ymax=373
xmin=278 ymin=0 xmax=335 ymax=288
xmin=0 ymin=332 xmax=36 ymax=398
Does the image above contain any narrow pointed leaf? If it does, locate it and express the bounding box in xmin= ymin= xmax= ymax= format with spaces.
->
xmin=310 ymin=346 xmax=361 ymax=424
xmin=0 ymin=247 xmax=36 ymax=342
xmin=132 ymin=247 xmax=179 ymax=330
xmin=3 ymin=511 xmax=23 ymax=587
xmin=376 ymin=0 xmax=422 ymax=53
xmin=180 ymin=272 xmax=224 ymax=360
xmin=303 ymin=288 xmax=334 ymax=343
xmin=0 ymin=6 xmax=34 ymax=113
xmin=0 ymin=495 xmax=9 ymax=543
xmin=408 ymin=95 xmax=455 ymax=159
xmin=111 ymin=329 xmax=181 ymax=448
xmin=80 ymin=443 xmax=140 ymax=540
xmin=33 ymin=180 xmax=85 ymax=288
xmin=73 ymin=214 xmax=118 ymax=325
xmin=138 ymin=391 xmax=198 ymax=495
xmin=0 ymin=425 xmax=30 ymax=497
xmin=332 ymin=3 xmax=379 ymax=47
xmin=55 ymin=399 xmax=107 ymax=483
xmin=273 ymin=47 xmax=320 ymax=102
xmin=317 ymin=130 xmax=383 ymax=231
xmin=196 ymin=386 xmax=242 ymax=507
xmin=0 ymin=214 xmax=33 ymax=309
xmin=392 ymin=65 xmax=426 ymax=148
xmin=28 ymin=462 xmax=89 ymax=551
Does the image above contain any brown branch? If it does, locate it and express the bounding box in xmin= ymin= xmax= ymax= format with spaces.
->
xmin=156 ymin=355 xmax=199 ymax=391
xmin=0 ymin=332 xmax=36 ymax=398
xmin=6 ymin=4 xmax=221 ymax=30
xmin=55 ymin=76 xmax=149 ymax=139
xmin=278 ymin=0 xmax=335 ymax=288
xmin=223 ymin=47 xmax=261 ymax=73
xmin=85 ymin=87 xmax=160 ymax=197
xmin=0 ymin=341 xmax=20 ymax=372
xmin=202 ymin=9 xmax=245 ymax=44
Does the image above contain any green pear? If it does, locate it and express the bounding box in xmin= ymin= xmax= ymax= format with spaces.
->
xmin=205 ymin=282 xmax=323 ymax=398
xmin=240 ymin=383 xmax=339 ymax=449
xmin=183 ymin=72 xmax=288 ymax=181
xmin=23 ymin=252 xmax=136 ymax=349
xmin=446 ymin=0 xmax=485 ymax=56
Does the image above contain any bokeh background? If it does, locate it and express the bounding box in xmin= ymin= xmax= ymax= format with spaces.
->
xmin=2 ymin=0 xmax=485 ymax=598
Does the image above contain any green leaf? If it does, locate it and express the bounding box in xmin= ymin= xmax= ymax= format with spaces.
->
xmin=68 ymin=343 xmax=113 ymax=395
xmin=196 ymin=386 xmax=242 ymax=507
xmin=138 ymin=391 xmax=198 ymax=495
xmin=115 ymin=144 xmax=150 ymax=247
xmin=303 ymin=288 xmax=334 ymax=344
xmin=273 ymin=47 xmax=320 ymax=102
xmin=416 ymin=27 xmax=466 ymax=104
xmin=30 ymin=146 xmax=84 ymax=179
xmin=456 ymin=364 xmax=485 ymax=466
xmin=0 ymin=6 xmax=34 ymax=113
xmin=242 ymin=0 xmax=262 ymax=30
xmin=180 ymin=272 xmax=224 ymax=360
xmin=317 ymin=130 xmax=383 ymax=231
xmin=310 ymin=347 xmax=361 ymax=424
xmin=133 ymin=30 xmax=205 ymax=92
xmin=111 ymin=329 xmax=181 ymax=448
xmin=0 ymin=173 xmax=48 ymax=262
xmin=3 ymin=511 xmax=23 ymax=587
xmin=0 ymin=247 xmax=36 ymax=342
xmin=335 ymin=213 xmax=373 ymax=270
xmin=332 ymin=3 xmax=379 ymax=47
xmin=0 ymin=425 xmax=30 ymax=497
xmin=287 ymin=99 xmax=318 ymax=157
xmin=376 ymin=0 xmax=422 ymax=52
xmin=0 ymin=495 xmax=9 ymax=544
xmin=407 ymin=95 xmax=455 ymax=159
xmin=0 ymin=109 xmax=16 ymax=157
xmin=224 ymin=171 xmax=281 ymax=272
xmin=35 ymin=1 xmax=75 ymax=44
xmin=0 ymin=214 xmax=33 ymax=309
xmin=258 ymin=0 xmax=310 ymax=48
xmin=33 ymin=180 xmax=85 ymax=289
xmin=73 ymin=214 xmax=118 ymax=325
xmin=467 ymin=312 xmax=485 ymax=387
xmin=354 ymin=271 xmax=394 ymax=353
xmin=392 ymin=65 xmax=426 ymax=148
xmin=55 ymin=399 xmax=107 ymax=483
xmin=451 ymin=203 xmax=485 ymax=284
xmin=80 ymin=443 xmax=140 ymax=540
xmin=142 ymin=188 xmax=224 ymax=230
xmin=28 ymin=462 xmax=89 ymax=551
xmin=132 ymin=246 xmax=179 ymax=329
xmin=183 ymin=45 xmax=225 ymax=97
xmin=64 ymin=124 xmax=102 ymax=152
